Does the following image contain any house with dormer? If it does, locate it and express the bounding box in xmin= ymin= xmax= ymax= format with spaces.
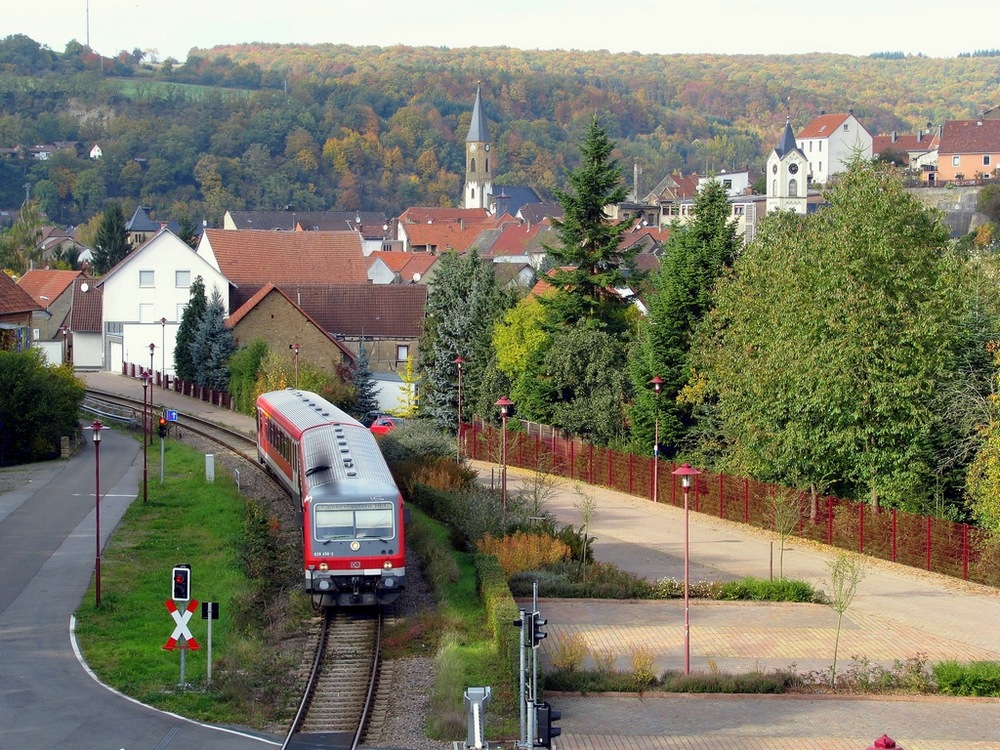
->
xmin=795 ymin=111 xmax=873 ymax=185
xmin=936 ymin=117 xmax=1000 ymax=182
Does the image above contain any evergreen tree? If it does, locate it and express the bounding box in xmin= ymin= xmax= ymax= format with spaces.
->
xmin=419 ymin=250 xmax=513 ymax=430
xmin=91 ymin=202 xmax=130 ymax=275
xmin=629 ymin=178 xmax=741 ymax=456
xmin=542 ymin=116 xmax=638 ymax=334
xmin=174 ymin=276 xmax=207 ymax=382
xmin=190 ymin=285 xmax=236 ymax=390
xmin=350 ymin=344 xmax=380 ymax=419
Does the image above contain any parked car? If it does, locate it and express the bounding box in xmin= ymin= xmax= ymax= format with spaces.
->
xmin=370 ymin=416 xmax=406 ymax=436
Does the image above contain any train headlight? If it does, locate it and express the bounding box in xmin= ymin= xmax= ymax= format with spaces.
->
xmin=319 ymin=563 xmax=329 ymax=571
xmin=383 ymin=561 xmax=393 ymax=569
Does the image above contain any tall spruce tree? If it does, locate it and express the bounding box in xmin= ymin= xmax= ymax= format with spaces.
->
xmin=542 ymin=115 xmax=637 ymax=333
xmin=174 ymin=276 xmax=207 ymax=382
xmin=190 ymin=285 xmax=236 ymax=390
xmin=91 ymin=202 xmax=130 ymax=275
xmin=629 ymin=178 xmax=741 ymax=456
xmin=419 ymin=249 xmax=513 ymax=431
xmin=350 ymin=344 xmax=380 ymax=419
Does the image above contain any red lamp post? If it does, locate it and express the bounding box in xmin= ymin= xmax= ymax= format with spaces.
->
xmin=648 ymin=375 xmax=664 ymax=503
xmin=140 ymin=369 xmax=150 ymax=503
xmin=672 ymin=462 xmax=701 ymax=675
xmin=453 ymin=356 xmax=465 ymax=460
xmin=496 ymin=396 xmax=514 ymax=512
xmin=147 ymin=343 xmax=156 ymax=445
xmin=91 ymin=420 xmax=104 ymax=607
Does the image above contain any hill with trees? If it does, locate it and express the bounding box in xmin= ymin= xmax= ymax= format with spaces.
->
xmin=1 ymin=33 xmax=999 ymax=230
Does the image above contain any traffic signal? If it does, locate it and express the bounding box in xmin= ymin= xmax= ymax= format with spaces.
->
xmin=172 ymin=565 xmax=190 ymax=600
xmin=531 ymin=611 xmax=548 ymax=648
xmin=535 ymin=701 xmax=561 ymax=748
xmin=158 ymin=416 xmax=167 ymax=438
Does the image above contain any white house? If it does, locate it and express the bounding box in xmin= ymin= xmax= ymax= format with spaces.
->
xmin=97 ymin=229 xmax=230 ymax=375
xmin=89 ymin=143 xmax=103 ymax=159
xmin=796 ymin=111 xmax=873 ymax=185
xmin=697 ymin=169 xmax=752 ymax=197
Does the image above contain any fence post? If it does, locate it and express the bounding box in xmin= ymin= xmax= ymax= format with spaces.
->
xmin=719 ymin=474 xmax=724 ymax=519
xmin=926 ymin=516 xmax=932 ymax=571
xmin=588 ymin=444 xmax=594 ymax=485
xmin=570 ymin=440 xmax=575 ymax=479
xmin=744 ymin=478 xmax=749 ymax=523
xmin=607 ymin=447 xmax=612 ymax=488
xmin=827 ymin=497 xmax=834 ymax=545
xmin=963 ymin=523 xmax=969 ymax=580
xmin=859 ymin=503 xmax=865 ymax=554
xmin=628 ymin=453 xmax=633 ymax=494
xmin=892 ymin=509 xmax=897 ymax=562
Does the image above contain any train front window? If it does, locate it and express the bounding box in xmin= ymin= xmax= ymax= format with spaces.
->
xmin=313 ymin=502 xmax=395 ymax=543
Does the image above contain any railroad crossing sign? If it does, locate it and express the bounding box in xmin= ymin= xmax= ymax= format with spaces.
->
xmin=163 ymin=599 xmax=201 ymax=651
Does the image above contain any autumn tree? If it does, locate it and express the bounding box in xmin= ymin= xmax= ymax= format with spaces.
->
xmin=689 ymin=159 xmax=974 ymax=513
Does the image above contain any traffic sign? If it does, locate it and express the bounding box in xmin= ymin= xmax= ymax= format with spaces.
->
xmin=163 ymin=599 xmax=201 ymax=651
xmin=165 ymin=409 xmax=179 ymax=422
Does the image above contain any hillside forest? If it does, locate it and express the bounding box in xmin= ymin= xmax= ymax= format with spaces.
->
xmin=1 ymin=33 xmax=1000 ymax=229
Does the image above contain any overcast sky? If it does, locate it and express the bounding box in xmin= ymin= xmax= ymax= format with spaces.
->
xmin=8 ymin=0 xmax=999 ymax=62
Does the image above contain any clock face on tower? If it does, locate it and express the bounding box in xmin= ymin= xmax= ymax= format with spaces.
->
xmin=789 ymin=163 xmax=799 ymax=174
xmin=484 ymin=144 xmax=490 ymax=151
xmin=772 ymin=164 xmax=778 ymax=174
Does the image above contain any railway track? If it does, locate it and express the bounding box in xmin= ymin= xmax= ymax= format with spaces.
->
xmin=282 ymin=609 xmax=383 ymax=750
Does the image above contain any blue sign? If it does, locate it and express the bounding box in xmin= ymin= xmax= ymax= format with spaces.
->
xmin=165 ymin=409 xmax=179 ymax=422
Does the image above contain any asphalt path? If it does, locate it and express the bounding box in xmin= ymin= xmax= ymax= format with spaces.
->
xmin=0 ymin=427 xmax=278 ymax=749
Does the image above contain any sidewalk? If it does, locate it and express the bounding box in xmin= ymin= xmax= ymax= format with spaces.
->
xmin=479 ymin=462 xmax=1000 ymax=749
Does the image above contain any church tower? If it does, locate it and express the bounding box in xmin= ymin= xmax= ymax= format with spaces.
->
xmin=464 ymin=84 xmax=493 ymax=210
xmin=765 ymin=118 xmax=809 ymax=215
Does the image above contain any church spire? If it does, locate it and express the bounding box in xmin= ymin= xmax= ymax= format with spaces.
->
xmin=777 ymin=117 xmax=797 ymax=157
xmin=466 ymin=83 xmax=490 ymax=143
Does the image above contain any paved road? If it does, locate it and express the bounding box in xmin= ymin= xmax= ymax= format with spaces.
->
xmin=0 ymin=426 xmax=278 ymax=749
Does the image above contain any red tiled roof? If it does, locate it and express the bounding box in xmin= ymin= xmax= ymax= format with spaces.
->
xmin=0 ymin=272 xmax=42 ymax=316
xmin=487 ymin=222 xmax=547 ymax=257
xmin=939 ymin=119 xmax=1000 ymax=155
xmin=403 ymin=222 xmax=491 ymax=253
xmin=797 ymin=113 xmax=853 ymax=139
xmin=201 ymin=229 xmax=368 ymax=288
xmin=17 ymin=269 xmax=82 ymax=309
xmin=68 ymin=277 xmax=102 ymax=332
xmin=368 ymin=252 xmax=438 ymax=280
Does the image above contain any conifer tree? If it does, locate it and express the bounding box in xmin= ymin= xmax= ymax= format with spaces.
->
xmin=91 ymin=202 xmax=130 ymax=275
xmin=542 ymin=115 xmax=637 ymax=333
xmin=190 ymin=285 xmax=235 ymax=390
xmin=174 ymin=276 xmax=206 ymax=382
xmin=350 ymin=344 xmax=380 ymax=419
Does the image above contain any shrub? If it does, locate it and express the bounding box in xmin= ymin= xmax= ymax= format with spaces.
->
xmin=718 ymin=577 xmax=818 ymax=602
xmin=630 ymin=644 xmax=656 ymax=689
xmin=551 ymin=633 xmax=588 ymax=672
xmin=933 ymin=660 xmax=1000 ymax=696
xmin=476 ymin=532 xmax=571 ymax=577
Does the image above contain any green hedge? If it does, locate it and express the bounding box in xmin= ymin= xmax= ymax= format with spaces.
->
xmin=475 ymin=553 xmax=520 ymax=690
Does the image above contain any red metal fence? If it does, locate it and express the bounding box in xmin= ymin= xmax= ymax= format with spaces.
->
xmin=464 ymin=420 xmax=992 ymax=585
xmin=122 ymin=361 xmax=233 ymax=409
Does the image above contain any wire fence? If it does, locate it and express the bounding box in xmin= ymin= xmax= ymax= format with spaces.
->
xmin=463 ymin=419 xmax=993 ymax=585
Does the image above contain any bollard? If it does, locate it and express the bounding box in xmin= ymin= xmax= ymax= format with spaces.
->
xmin=867 ymin=735 xmax=902 ymax=750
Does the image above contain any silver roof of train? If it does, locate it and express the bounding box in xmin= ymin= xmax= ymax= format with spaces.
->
xmin=259 ymin=389 xmax=396 ymax=491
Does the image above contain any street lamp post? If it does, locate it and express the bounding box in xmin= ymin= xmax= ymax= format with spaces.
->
xmin=60 ymin=325 xmax=68 ymax=365
xmin=160 ymin=317 xmax=167 ymax=382
xmin=648 ymin=376 xmax=664 ymax=503
xmin=141 ymin=369 xmax=150 ymax=503
xmin=496 ymin=396 xmax=513 ymax=512
xmin=148 ymin=343 xmax=156 ymax=445
xmin=91 ymin=420 xmax=103 ymax=607
xmin=453 ymin=356 xmax=465 ymax=461
xmin=672 ymin=463 xmax=701 ymax=675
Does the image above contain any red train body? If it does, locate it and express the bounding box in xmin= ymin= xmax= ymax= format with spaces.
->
xmin=256 ymin=389 xmax=405 ymax=607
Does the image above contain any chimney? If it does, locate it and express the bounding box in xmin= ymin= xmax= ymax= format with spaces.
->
xmin=460 ymin=218 xmax=465 ymax=230
xmin=891 ymin=131 xmax=897 ymax=143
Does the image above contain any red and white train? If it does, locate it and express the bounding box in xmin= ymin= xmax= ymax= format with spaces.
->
xmin=256 ymin=389 xmax=406 ymax=607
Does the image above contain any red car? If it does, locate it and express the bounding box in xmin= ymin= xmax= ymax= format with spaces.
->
xmin=370 ymin=416 xmax=406 ymax=436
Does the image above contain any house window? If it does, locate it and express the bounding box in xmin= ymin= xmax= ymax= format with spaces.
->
xmin=723 ymin=179 xmax=732 ymax=189
xmin=396 ymin=344 xmax=409 ymax=362
xmin=843 ymin=123 xmax=849 ymax=131
xmin=818 ymin=142 xmax=822 ymax=152
xmin=733 ymin=205 xmax=745 ymax=215
xmin=139 ymin=303 xmax=153 ymax=323
xmin=175 ymin=270 xmax=191 ymax=288
xmin=819 ymin=161 xmax=823 ymax=173
xmin=953 ymin=156 xmax=961 ymax=167
xmin=985 ymin=155 xmax=992 ymax=167
xmin=788 ymin=179 xmax=798 ymax=198
xmin=809 ymin=141 xmax=813 ymax=152
xmin=139 ymin=270 xmax=154 ymax=287
xmin=772 ymin=179 xmax=777 ymax=195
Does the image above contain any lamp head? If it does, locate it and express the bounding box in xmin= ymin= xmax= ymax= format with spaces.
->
xmin=91 ymin=419 xmax=103 ymax=443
